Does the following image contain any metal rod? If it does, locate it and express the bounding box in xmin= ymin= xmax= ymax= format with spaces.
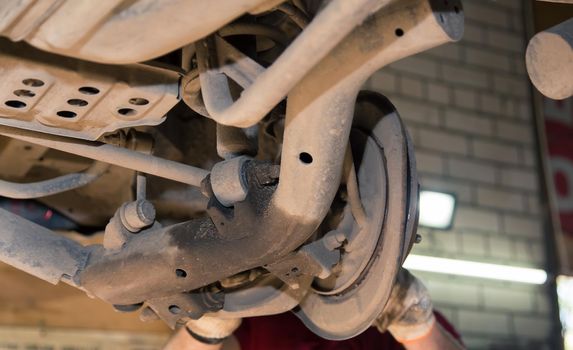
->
xmin=0 ymin=126 xmax=210 ymax=187
xmin=136 ymin=173 xmax=147 ymax=200
xmin=196 ymin=0 xmax=391 ymax=128
xmin=0 ymin=162 xmax=109 ymax=199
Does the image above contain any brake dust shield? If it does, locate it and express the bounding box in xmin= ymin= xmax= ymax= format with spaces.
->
xmin=295 ymin=92 xmax=419 ymax=340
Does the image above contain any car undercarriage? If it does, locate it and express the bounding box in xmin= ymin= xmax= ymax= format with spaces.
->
xmin=0 ymin=0 xmax=463 ymax=340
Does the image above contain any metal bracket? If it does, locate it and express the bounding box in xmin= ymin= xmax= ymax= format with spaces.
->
xmin=266 ymin=231 xmax=344 ymax=289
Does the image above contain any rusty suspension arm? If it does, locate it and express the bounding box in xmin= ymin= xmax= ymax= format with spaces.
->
xmin=75 ymin=0 xmax=464 ymax=306
xmin=0 ymin=0 xmax=463 ymax=308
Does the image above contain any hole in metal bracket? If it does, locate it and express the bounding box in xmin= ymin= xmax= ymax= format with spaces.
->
xmin=22 ymin=78 xmax=44 ymax=87
xmin=67 ymin=99 xmax=88 ymax=107
xmin=129 ymin=98 xmax=149 ymax=106
xmin=14 ymin=89 xmax=35 ymax=98
xmin=175 ymin=269 xmax=187 ymax=278
xmin=79 ymin=86 xmax=100 ymax=95
xmin=299 ymin=152 xmax=313 ymax=164
xmin=57 ymin=110 xmax=77 ymax=118
xmin=168 ymin=305 xmax=182 ymax=314
xmin=5 ymin=100 xmax=26 ymax=108
xmin=118 ymin=108 xmax=137 ymax=116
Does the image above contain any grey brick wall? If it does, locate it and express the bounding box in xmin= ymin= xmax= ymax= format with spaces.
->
xmin=366 ymin=0 xmax=560 ymax=348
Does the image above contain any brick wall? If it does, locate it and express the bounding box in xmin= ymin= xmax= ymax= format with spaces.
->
xmin=366 ymin=0 xmax=561 ymax=348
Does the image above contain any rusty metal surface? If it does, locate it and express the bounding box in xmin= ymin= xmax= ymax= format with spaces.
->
xmin=0 ymin=0 xmax=276 ymax=64
xmin=0 ymin=125 xmax=210 ymax=187
xmin=0 ymin=39 xmax=179 ymax=140
xmin=0 ymin=207 xmax=89 ymax=285
xmin=0 ymin=161 xmax=108 ymax=199
xmin=295 ymin=92 xmax=417 ymax=340
xmin=194 ymin=0 xmax=392 ymax=129
xmin=273 ymin=0 xmax=462 ymax=240
xmin=0 ymin=0 xmax=465 ymax=340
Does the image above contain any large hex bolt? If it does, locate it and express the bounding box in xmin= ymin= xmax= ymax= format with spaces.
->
xmin=210 ymin=156 xmax=250 ymax=207
xmin=120 ymin=199 xmax=156 ymax=232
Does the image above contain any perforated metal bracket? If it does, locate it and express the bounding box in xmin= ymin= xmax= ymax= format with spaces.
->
xmin=0 ymin=39 xmax=180 ymax=140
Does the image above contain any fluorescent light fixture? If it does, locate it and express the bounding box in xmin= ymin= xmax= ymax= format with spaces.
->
xmin=403 ymin=254 xmax=548 ymax=285
xmin=419 ymin=190 xmax=456 ymax=229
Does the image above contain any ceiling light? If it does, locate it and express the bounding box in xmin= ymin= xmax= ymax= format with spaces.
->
xmin=403 ymin=254 xmax=548 ymax=285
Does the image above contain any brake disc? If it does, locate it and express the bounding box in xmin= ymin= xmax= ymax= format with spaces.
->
xmin=294 ymin=91 xmax=419 ymax=340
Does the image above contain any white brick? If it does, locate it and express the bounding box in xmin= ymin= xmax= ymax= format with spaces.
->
xmin=522 ymin=148 xmax=537 ymax=167
xmin=461 ymin=231 xmax=488 ymax=256
xmin=486 ymin=27 xmax=525 ymax=53
xmin=428 ymin=230 xmax=460 ymax=254
xmin=496 ymin=119 xmax=534 ymax=144
xmin=390 ymin=56 xmax=439 ymax=79
xmin=479 ymin=92 xmax=504 ymax=115
xmin=466 ymin=47 xmax=511 ymax=71
xmin=477 ymin=187 xmax=526 ymax=212
xmin=399 ymin=76 xmax=425 ymax=99
xmin=419 ymin=129 xmax=469 ymax=155
xmin=427 ymin=279 xmax=481 ymax=307
xmin=458 ymin=310 xmax=511 ymax=336
xmin=455 ymin=206 xmax=500 ymax=232
xmin=493 ymin=75 xmax=530 ymax=98
xmin=419 ymin=176 xmax=474 ymax=202
xmin=503 ymin=215 xmax=542 ymax=238
xmin=488 ymin=235 xmax=514 ymax=260
xmin=513 ymin=55 xmax=527 ymax=75
xmin=368 ymin=70 xmax=397 ymax=93
xmin=453 ymin=88 xmax=478 ymax=109
xmin=483 ymin=287 xmax=534 ymax=312
xmin=500 ymin=168 xmax=538 ymax=192
xmin=444 ymin=109 xmax=494 ymax=136
xmin=514 ymin=240 xmax=532 ymax=263
xmin=428 ymin=82 xmax=451 ymax=105
xmin=426 ymin=44 xmax=462 ymax=61
xmin=509 ymin=11 xmax=524 ymax=33
xmin=472 ymin=139 xmax=520 ymax=164
xmin=416 ymin=150 xmax=445 ymax=175
xmin=464 ymin=337 xmax=512 ymax=349
xmin=389 ymin=97 xmax=441 ymax=126
xmin=530 ymin=241 xmax=547 ymax=265
xmin=448 ymin=158 xmax=497 ymax=184
xmin=515 ymin=100 xmax=533 ymax=121
xmin=464 ymin=2 xmax=510 ymax=29
xmin=513 ymin=316 xmax=553 ymax=340
xmin=527 ymin=194 xmax=541 ymax=214
xmin=462 ymin=21 xmax=486 ymax=45
xmin=442 ymin=64 xmax=490 ymax=89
